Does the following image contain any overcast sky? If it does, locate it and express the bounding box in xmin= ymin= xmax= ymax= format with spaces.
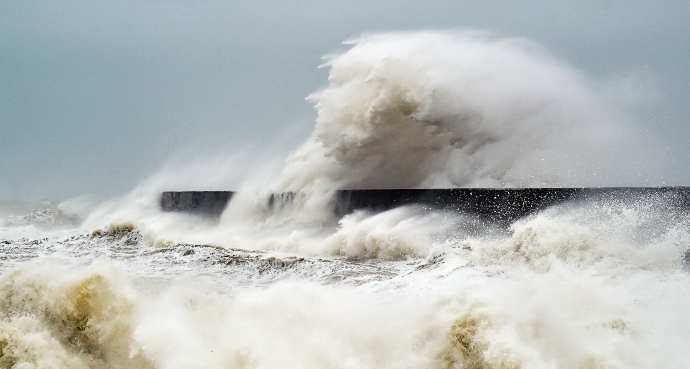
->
xmin=1 ymin=0 xmax=688 ymax=200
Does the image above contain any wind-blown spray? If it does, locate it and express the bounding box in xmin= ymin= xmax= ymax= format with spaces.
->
xmin=281 ymin=31 xmax=668 ymax=190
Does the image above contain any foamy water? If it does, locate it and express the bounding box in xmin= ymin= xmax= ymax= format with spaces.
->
xmin=1 ymin=31 xmax=688 ymax=369
xmin=1 ymin=192 xmax=688 ymax=369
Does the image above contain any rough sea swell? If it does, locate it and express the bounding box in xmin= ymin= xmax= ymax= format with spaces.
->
xmin=1 ymin=31 xmax=689 ymax=369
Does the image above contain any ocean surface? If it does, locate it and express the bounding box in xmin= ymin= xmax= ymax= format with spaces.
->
xmin=0 ymin=192 xmax=689 ymax=369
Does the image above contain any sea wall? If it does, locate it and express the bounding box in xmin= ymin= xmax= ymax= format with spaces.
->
xmin=161 ymin=187 xmax=690 ymax=224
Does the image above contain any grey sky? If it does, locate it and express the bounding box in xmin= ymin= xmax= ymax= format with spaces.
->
xmin=1 ymin=0 xmax=688 ymax=200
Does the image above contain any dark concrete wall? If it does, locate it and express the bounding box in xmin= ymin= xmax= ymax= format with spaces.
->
xmin=333 ymin=187 xmax=690 ymax=223
xmin=161 ymin=187 xmax=690 ymax=224
xmin=160 ymin=191 xmax=233 ymax=217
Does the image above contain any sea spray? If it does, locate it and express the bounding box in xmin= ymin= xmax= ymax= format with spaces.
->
xmin=280 ymin=31 xmax=670 ymax=191
xmin=1 ymin=246 xmax=689 ymax=369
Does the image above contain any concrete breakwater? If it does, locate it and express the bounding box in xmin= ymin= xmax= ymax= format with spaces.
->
xmin=160 ymin=187 xmax=690 ymax=224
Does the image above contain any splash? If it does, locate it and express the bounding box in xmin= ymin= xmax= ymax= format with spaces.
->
xmin=281 ymin=31 xmax=667 ymax=190
xmin=1 ymin=255 xmax=689 ymax=369
xmin=0 ymin=263 xmax=152 ymax=369
xmin=440 ymin=314 xmax=519 ymax=369
xmin=70 ymin=31 xmax=679 ymax=258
